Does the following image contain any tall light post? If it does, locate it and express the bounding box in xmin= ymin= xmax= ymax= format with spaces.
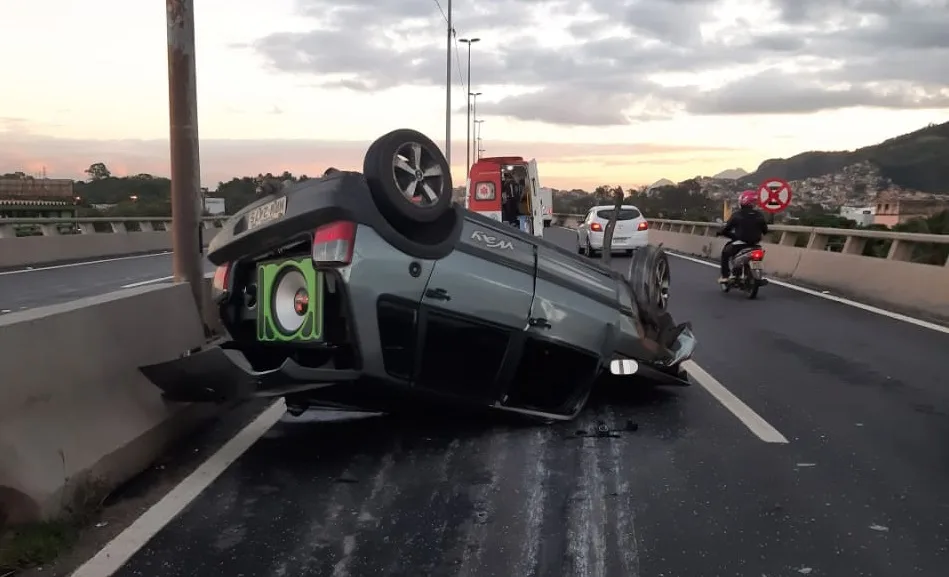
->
xmin=459 ymin=37 xmax=480 ymax=174
xmin=444 ymin=0 xmax=453 ymax=165
xmin=470 ymin=91 xmax=482 ymax=158
xmin=475 ymin=119 xmax=484 ymax=160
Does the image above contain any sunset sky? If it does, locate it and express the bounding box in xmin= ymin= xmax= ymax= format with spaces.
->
xmin=2 ymin=0 xmax=947 ymax=190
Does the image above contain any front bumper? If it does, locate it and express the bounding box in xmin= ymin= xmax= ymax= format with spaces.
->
xmin=140 ymin=341 xmax=360 ymax=403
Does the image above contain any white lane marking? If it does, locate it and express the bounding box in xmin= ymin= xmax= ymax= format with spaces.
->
xmin=70 ymin=399 xmax=286 ymax=577
xmin=0 ymin=252 xmax=172 ymax=276
xmin=121 ymin=276 xmax=174 ymax=288
xmin=683 ymin=360 xmax=789 ymax=444
xmin=666 ymin=252 xmax=949 ymax=335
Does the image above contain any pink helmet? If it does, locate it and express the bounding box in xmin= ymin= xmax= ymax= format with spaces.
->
xmin=738 ymin=190 xmax=757 ymax=207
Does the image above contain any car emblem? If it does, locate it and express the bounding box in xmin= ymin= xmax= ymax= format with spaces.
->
xmin=471 ymin=230 xmax=514 ymax=250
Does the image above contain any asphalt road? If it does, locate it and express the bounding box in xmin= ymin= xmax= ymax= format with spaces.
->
xmin=81 ymin=228 xmax=949 ymax=576
xmin=0 ymin=253 xmax=216 ymax=313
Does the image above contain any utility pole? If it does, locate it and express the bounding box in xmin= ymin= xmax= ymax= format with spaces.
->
xmin=459 ymin=37 xmax=480 ymax=174
xmin=166 ymin=0 xmax=204 ymax=315
xmin=445 ymin=0 xmax=453 ymax=166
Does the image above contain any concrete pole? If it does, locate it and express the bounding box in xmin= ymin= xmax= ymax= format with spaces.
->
xmin=166 ymin=0 xmax=204 ymax=315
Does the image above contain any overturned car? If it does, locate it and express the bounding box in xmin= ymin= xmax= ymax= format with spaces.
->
xmin=142 ymin=129 xmax=696 ymax=422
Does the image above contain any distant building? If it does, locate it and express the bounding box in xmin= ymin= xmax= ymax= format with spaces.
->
xmin=0 ymin=177 xmax=74 ymax=199
xmin=839 ymin=206 xmax=875 ymax=227
xmin=873 ymin=194 xmax=949 ymax=227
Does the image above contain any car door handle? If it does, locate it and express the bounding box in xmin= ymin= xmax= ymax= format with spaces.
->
xmin=424 ymin=288 xmax=451 ymax=301
xmin=528 ymin=317 xmax=551 ymax=329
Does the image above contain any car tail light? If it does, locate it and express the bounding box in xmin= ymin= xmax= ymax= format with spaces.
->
xmin=750 ymin=249 xmax=765 ymax=261
xmin=211 ymin=263 xmax=230 ymax=299
xmin=312 ymin=221 xmax=356 ymax=266
xmin=590 ymin=222 xmax=602 ymax=231
xmin=637 ymin=221 xmax=649 ymax=231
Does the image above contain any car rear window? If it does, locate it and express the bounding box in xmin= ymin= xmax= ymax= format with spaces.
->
xmin=596 ymin=208 xmax=641 ymax=221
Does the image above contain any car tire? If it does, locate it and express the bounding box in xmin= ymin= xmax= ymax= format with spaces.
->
xmin=363 ymin=129 xmax=453 ymax=226
xmin=627 ymin=245 xmax=670 ymax=316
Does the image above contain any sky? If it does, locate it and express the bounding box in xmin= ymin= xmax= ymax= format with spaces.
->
xmin=1 ymin=0 xmax=947 ymax=190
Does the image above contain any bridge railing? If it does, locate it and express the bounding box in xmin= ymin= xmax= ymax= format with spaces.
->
xmin=552 ymin=214 xmax=949 ymax=267
xmin=0 ymin=216 xmax=227 ymax=238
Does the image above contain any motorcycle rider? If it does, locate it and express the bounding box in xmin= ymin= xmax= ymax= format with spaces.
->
xmin=717 ymin=190 xmax=768 ymax=283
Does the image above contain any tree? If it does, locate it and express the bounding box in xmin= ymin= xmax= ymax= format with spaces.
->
xmin=85 ymin=162 xmax=112 ymax=181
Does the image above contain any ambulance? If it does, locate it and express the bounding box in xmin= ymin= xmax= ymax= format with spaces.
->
xmin=465 ymin=156 xmax=545 ymax=237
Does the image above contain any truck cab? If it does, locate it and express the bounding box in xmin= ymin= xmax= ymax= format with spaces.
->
xmin=465 ymin=157 xmax=544 ymax=237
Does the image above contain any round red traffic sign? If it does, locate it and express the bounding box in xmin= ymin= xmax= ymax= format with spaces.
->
xmin=756 ymin=178 xmax=793 ymax=214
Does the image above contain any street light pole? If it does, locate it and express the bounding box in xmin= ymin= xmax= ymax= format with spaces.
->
xmin=166 ymin=0 xmax=203 ymax=316
xmin=445 ymin=0 xmax=453 ymax=166
xmin=459 ymin=37 xmax=480 ymax=175
xmin=475 ymin=119 xmax=484 ymax=159
xmin=470 ymin=91 xmax=482 ymax=151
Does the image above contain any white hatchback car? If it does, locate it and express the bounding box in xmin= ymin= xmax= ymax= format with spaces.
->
xmin=576 ymin=204 xmax=649 ymax=257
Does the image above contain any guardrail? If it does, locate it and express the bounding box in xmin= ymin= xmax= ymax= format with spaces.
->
xmin=551 ymin=214 xmax=949 ymax=267
xmin=0 ymin=216 xmax=227 ymax=268
xmin=0 ymin=216 xmax=227 ymax=237
xmin=552 ymin=213 xmax=949 ymax=320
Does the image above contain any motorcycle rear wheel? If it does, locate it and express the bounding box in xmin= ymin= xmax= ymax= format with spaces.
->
xmin=744 ymin=264 xmax=759 ymax=299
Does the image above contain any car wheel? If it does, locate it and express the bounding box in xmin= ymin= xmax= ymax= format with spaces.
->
xmin=627 ymin=245 xmax=670 ymax=315
xmin=363 ymin=129 xmax=453 ymax=226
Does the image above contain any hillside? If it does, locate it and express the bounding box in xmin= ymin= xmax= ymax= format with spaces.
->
xmin=744 ymin=121 xmax=949 ymax=194
xmin=713 ymin=168 xmax=748 ymax=180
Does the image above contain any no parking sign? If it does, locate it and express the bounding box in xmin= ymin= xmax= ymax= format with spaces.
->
xmin=756 ymin=178 xmax=793 ymax=214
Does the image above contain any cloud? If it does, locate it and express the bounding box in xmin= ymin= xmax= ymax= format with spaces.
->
xmin=0 ymin=134 xmax=745 ymax=189
xmin=250 ymin=0 xmax=949 ymax=126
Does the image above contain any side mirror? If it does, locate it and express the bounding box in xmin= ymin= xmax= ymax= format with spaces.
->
xmin=609 ymin=359 xmax=639 ymax=376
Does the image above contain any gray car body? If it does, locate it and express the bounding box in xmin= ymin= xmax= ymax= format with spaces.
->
xmin=142 ymin=172 xmax=695 ymax=420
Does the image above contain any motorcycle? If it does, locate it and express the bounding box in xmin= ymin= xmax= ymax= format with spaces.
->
xmin=717 ymin=234 xmax=768 ymax=299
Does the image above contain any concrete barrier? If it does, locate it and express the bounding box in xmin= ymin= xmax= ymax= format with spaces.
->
xmin=0 ymin=281 xmax=223 ymax=524
xmin=648 ymin=228 xmax=949 ymax=320
xmin=0 ymin=217 xmax=224 ymax=269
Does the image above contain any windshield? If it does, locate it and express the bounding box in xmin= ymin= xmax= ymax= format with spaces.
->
xmin=596 ymin=208 xmax=641 ymax=220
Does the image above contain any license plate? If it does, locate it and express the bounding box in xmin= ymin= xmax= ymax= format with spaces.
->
xmin=614 ymin=237 xmax=628 ymax=241
xmin=247 ymin=197 xmax=287 ymax=231
xmin=750 ymin=261 xmax=763 ymax=270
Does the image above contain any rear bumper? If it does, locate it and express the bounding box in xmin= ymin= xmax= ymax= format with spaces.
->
xmin=139 ymin=342 xmax=360 ymax=403
xmin=589 ymin=231 xmax=648 ymax=251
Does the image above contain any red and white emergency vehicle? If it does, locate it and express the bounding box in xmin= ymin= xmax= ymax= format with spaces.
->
xmin=465 ymin=156 xmax=545 ymax=237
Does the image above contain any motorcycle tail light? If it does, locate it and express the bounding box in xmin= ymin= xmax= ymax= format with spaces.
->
xmin=590 ymin=222 xmax=603 ymax=231
xmin=638 ymin=221 xmax=649 ymax=231
xmin=750 ymin=249 xmax=765 ymax=261
xmin=212 ymin=263 xmax=230 ymax=300
xmin=312 ymin=221 xmax=356 ymax=266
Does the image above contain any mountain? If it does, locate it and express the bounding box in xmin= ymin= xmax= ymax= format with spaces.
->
xmin=744 ymin=121 xmax=949 ymax=194
xmin=648 ymin=178 xmax=675 ymax=189
xmin=713 ymin=168 xmax=748 ymax=180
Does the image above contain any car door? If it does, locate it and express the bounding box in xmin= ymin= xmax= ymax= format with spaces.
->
xmin=500 ymin=245 xmax=619 ymax=413
xmin=415 ymin=218 xmax=537 ymax=402
xmin=577 ymin=208 xmax=593 ymax=245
